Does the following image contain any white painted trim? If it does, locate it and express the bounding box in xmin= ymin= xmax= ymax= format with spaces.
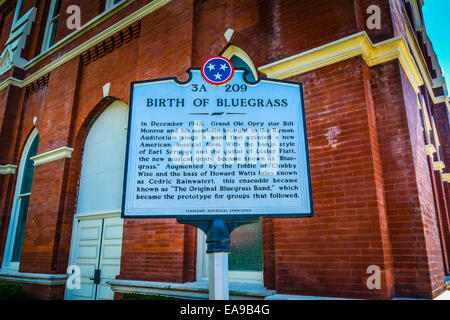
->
xmin=2 ymin=129 xmax=39 ymax=271
xmin=31 ymin=146 xmax=74 ymax=166
xmin=103 ymin=83 xmax=111 ymax=97
xmin=224 ymin=28 xmax=234 ymax=42
xmin=107 ymin=279 xmax=275 ymax=300
xmin=228 ymin=271 xmax=264 ymax=284
xmin=75 ymin=210 xmax=122 ymax=220
xmin=0 ymin=270 xmax=68 ymax=285
xmin=0 ymin=164 xmax=17 ymax=175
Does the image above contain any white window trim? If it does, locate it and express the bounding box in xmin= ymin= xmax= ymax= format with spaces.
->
xmin=41 ymin=0 xmax=61 ymax=53
xmin=1 ymin=128 xmax=38 ymax=272
xmin=105 ymin=0 xmax=127 ymax=11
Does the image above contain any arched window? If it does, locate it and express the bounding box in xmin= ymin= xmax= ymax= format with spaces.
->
xmin=2 ymin=129 xmax=39 ymax=270
xmin=76 ymin=101 xmax=129 ymax=215
xmin=66 ymin=100 xmax=128 ymax=300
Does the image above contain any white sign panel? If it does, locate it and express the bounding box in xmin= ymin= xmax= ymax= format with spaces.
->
xmin=122 ymin=69 xmax=312 ymax=219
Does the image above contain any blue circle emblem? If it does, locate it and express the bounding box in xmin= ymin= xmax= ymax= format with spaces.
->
xmin=201 ymin=56 xmax=234 ymax=85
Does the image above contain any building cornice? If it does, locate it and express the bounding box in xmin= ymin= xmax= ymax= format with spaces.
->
xmin=0 ymin=0 xmax=172 ymax=91
xmin=0 ymin=1 xmax=448 ymax=117
xmin=401 ymin=5 xmax=448 ymax=101
xmin=259 ymin=29 xmax=449 ymax=114
xmin=31 ymin=147 xmax=74 ymax=166
xmin=0 ymin=164 xmax=17 ymax=175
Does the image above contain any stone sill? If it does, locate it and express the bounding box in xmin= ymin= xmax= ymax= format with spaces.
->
xmin=0 ymin=270 xmax=68 ymax=286
xmin=107 ymin=279 xmax=275 ymax=300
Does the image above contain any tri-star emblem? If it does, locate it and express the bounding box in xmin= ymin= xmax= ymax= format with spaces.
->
xmin=201 ymin=56 xmax=234 ymax=85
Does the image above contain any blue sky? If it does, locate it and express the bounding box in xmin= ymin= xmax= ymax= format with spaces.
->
xmin=422 ymin=0 xmax=450 ymax=83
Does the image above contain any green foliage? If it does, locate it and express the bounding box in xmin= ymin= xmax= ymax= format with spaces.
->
xmin=121 ymin=293 xmax=177 ymax=300
xmin=0 ymin=283 xmax=27 ymax=300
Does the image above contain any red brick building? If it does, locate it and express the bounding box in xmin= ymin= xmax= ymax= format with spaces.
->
xmin=0 ymin=0 xmax=449 ymax=300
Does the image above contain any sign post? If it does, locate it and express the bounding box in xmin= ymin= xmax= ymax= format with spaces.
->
xmin=122 ymin=57 xmax=313 ymax=300
xmin=209 ymin=251 xmax=229 ymax=300
xmin=207 ymin=219 xmax=230 ymax=300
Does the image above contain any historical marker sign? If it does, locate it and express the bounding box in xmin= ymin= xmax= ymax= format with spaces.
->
xmin=122 ymin=67 xmax=313 ymax=219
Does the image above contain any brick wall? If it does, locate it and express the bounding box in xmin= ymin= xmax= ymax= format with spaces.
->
xmin=370 ymin=60 xmax=446 ymax=298
xmin=266 ymin=57 xmax=395 ymax=299
xmin=398 ymin=64 xmax=446 ymax=297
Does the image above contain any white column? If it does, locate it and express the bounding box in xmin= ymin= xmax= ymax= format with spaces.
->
xmin=208 ymin=252 xmax=229 ymax=300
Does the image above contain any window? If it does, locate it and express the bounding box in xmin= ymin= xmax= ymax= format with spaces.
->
xmin=105 ymin=0 xmax=126 ymax=11
xmin=197 ymin=220 xmax=264 ymax=284
xmin=2 ymin=129 xmax=39 ymax=270
xmin=65 ymin=101 xmax=128 ymax=300
xmin=41 ymin=0 xmax=62 ymax=52
xmin=228 ymin=220 xmax=263 ymax=275
xmin=76 ymin=101 xmax=129 ymax=215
